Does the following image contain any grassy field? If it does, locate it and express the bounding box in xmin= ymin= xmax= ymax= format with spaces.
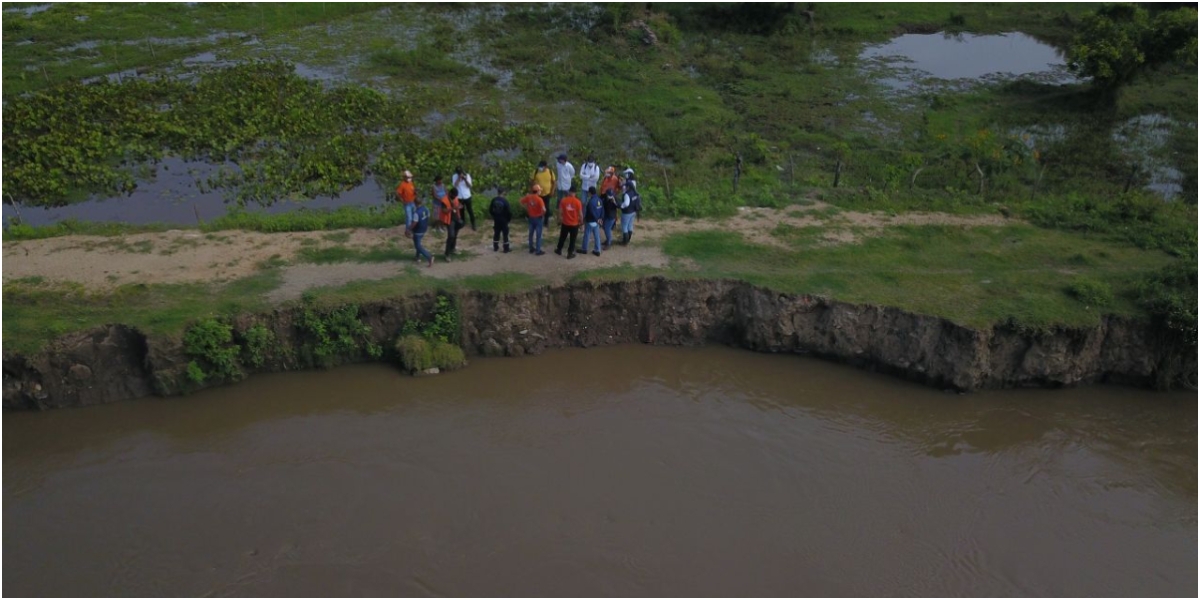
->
xmin=1 ymin=3 xmax=1195 ymax=357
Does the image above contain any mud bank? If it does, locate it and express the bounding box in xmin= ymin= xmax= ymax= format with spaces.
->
xmin=3 ymin=278 xmax=1194 ymax=410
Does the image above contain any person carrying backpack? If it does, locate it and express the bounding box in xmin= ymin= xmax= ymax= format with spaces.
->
xmin=578 ymin=186 xmax=604 ymax=256
xmin=619 ymin=181 xmax=641 ymax=246
xmin=489 ymin=187 xmax=512 ymax=253
xmin=601 ymin=189 xmax=619 ymax=249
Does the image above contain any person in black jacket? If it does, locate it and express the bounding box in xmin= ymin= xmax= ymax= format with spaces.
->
xmin=601 ymin=189 xmax=619 ymax=250
xmin=489 ymin=187 xmax=513 ymax=253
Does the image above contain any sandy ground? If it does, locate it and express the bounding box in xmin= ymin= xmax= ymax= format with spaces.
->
xmin=3 ymin=204 xmax=1012 ymax=302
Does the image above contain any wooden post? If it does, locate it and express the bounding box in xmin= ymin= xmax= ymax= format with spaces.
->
xmin=974 ymin=162 xmax=985 ymax=195
xmin=660 ymin=165 xmax=672 ymax=201
xmin=194 ymin=204 xmax=203 ymax=225
xmin=833 ymin=158 xmax=842 ymax=188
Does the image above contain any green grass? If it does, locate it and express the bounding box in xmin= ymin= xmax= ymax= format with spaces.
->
xmin=662 ymin=225 xmax=1173 ymax=328
xmin=2 ymin=269 xmax=282 ymax=355
xmin=295 ymin=245 xmax=408 ymax=264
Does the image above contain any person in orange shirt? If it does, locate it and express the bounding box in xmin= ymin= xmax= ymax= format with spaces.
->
xmin=520 ymin=184 xmax=547 ymax=255
xmin=554 ymin=185 xmax=583 ymax=259
xmin=441 ymin=188 xmax=465 ymax=260
xmin=599 ymin=166 xmax=621 ymax=197
xmin=395 ymin=170 xmax=417 ymax=232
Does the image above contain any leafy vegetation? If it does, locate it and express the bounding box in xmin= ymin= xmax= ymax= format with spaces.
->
xmin=294 ymin=302 xmax=382 ymax=369
xmin=394 ymin=334 xmax=467 ymax=373
xmin=183 ymin=318 xmax=243 ymax=385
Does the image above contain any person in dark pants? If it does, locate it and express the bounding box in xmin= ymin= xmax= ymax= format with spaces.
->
xmin=489 ymin=187 xmax=512 ymax=253
xmin=601 ymin=189 xmax=619 ymax=250
xmin=452 ymin=166 xmax=476 ymax=231
xmin=411 ymin=197 xmax=433 ymax=267
xmin=554 ymin=185 xmax=583 ymax=259
xmin=578 ymin=185 xmax=603 ymax=256
xmin=443 ymin=188 xmax=464 ymax=261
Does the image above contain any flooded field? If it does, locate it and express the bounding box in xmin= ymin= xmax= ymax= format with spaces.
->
xmin=4 ymin=345 xmax=1195 ymax=596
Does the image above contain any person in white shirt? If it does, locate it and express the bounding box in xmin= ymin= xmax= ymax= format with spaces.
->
xmin=452 ymin=166 xmax=475 ymax=231
xmin=579 ymin=155 xmax=601 ymax=197
xmin=555 ymin=153 xmax=575 ymax=210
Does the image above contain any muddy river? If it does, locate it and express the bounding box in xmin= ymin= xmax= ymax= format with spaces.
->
xmin=4 ymin=346 xmax=1195 ymax=596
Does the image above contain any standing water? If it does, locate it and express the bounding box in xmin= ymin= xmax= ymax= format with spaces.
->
xmin=4 ymin=345 xmax=1195 ymax=596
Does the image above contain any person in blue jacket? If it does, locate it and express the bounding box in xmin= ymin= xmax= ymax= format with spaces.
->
xmin=578 ymin=186 xmax=604 ymax=256
xmin=411 ymin=197 xmax=434 ymax=267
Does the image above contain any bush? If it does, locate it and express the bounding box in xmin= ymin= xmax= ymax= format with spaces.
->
xmin=395 ymin=334 xmax=467 ymax=373
xmin=183 ymin=318 xmax=243 ymax=384
xmin=1065 ymin=277 xmax=1113 ymax=307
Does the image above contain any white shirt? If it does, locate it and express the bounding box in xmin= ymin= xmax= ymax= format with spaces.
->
xmin=580 ymin=162 xmax=601 ymax=189
xmin=452 ymin=172 xmax=472 ymax=199
xmin=555 ymin=161 xmax=575 ymax=191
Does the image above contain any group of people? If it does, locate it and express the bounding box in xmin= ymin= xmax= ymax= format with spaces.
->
xmin=395 ymin=153 xmax=642 ymax=267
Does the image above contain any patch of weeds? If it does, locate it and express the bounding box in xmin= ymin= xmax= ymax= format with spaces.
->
xmin=394 ymin=334 xmax=467 ymax=373
xmin=1065 ymin=277 xmax=1113 ymax=308
xmin=295 ymin=302 xmax=382 ymax=369
xmin=258 ymin=254 xmax=288 ymax=269
xmin=238 ymin=323 xmax=275 ymax=368
xmin=296 ymin=245 xmax=408 ymax=264
xmin=321 ymin=231 xmax=352 ymax=243
xmin=183 ymin=317 xmax=244 ymax=385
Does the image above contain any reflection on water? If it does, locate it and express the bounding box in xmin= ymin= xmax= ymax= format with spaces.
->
xmin=2 ymin=157 xmax=391 ymax=227
xmin=861 ymin=32 xmax=1078 ymax=90
xmin=3 ymin=346 xmax=1196 ymax=596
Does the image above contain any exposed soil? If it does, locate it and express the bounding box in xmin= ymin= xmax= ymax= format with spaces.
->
xmin=3 ymin=204 xmax=1012 ymax=302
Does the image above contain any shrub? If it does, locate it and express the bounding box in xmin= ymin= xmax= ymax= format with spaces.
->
xmin=395 ymin=334 xmax=466 ymax=373
xmin=183 ymin=318 xmax=243 ymax=384
xmin=239 ymin=324 xmax=275 ymax=368
xmin=1065 ymin=277 xmax=1113 ymax=308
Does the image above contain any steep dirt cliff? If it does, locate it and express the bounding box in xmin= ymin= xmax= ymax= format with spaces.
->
xmin=3 ymin=278 xmax=1193 ymax=410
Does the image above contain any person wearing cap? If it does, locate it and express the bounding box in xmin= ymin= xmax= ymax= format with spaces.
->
xmin=554 ymin=185 xmax=583 ymax=259
xmin=599 ymin=166 xmax=621 ymax=198
xmin=620 ymin=167 xmax=637 ymax=191
xmin=411 ymin=197 xmax=434 ymax=268
xmin=452 ymin=166 xmax=476 ymax=231
xmin=601 ymin=188 xmax=619 ymax=249
xmin=578 ymin=185 xmax=604 ymax=256
xmin=531 ymin=160 xmax=556 ymax=227
xmin=520 ymin=184 xmax=547 ymax=255
xmin=396 ymin=170 xmax=417 ymax=232
xmin=554 ymin=153 xmax=575 ymax=209
xmin=579 ymin=155 xmax=601 ymax=198
xmin=619 ymin=180 xmax=641 ymax=246
xmin=489 ymin=186 xmax=512 ymax=253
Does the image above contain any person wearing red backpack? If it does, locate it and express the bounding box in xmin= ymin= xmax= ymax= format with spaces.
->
xmin=554 ymin=185 xmax=583 ymax=259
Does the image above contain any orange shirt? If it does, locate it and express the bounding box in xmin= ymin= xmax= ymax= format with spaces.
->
xmin=599 ymin=175 xmax=621 ymax=197
xmin=519 ymin=193 xmax=545 ymax=218
xmin=439 ymin=196 xmax=459 ymax=226
xmin=559 ymin=194 xmax=583 ymax=226
xmin=396 ymin=181 xmax=416 ymax=204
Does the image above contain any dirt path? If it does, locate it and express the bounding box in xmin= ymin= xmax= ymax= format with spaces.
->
xmin=3 ymin=204 xmax=1012 ymax=302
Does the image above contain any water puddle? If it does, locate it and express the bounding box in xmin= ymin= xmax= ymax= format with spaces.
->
xmin=2 ymin=157 xmax=391 ymax=228
xmin=861 ymin=32 xmax=1078 ymax=92
xmin=1112 ymin=114 xmax=1192 ymax=199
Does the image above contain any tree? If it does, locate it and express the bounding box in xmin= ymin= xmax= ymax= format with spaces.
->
xmin=1067 ymin=4 xmax=1197 ymax=90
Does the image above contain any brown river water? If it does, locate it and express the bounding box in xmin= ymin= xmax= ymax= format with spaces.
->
xmin=4 ymin=345 xmax=1196 ymax=596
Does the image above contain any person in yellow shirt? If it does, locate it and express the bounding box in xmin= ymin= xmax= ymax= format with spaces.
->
xmin=531 ymin=160 xmax=556 ymax=227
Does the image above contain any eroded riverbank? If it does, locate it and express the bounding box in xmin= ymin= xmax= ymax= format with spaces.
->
xmin=4 ymin=278 xmax=1194 ymax=410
